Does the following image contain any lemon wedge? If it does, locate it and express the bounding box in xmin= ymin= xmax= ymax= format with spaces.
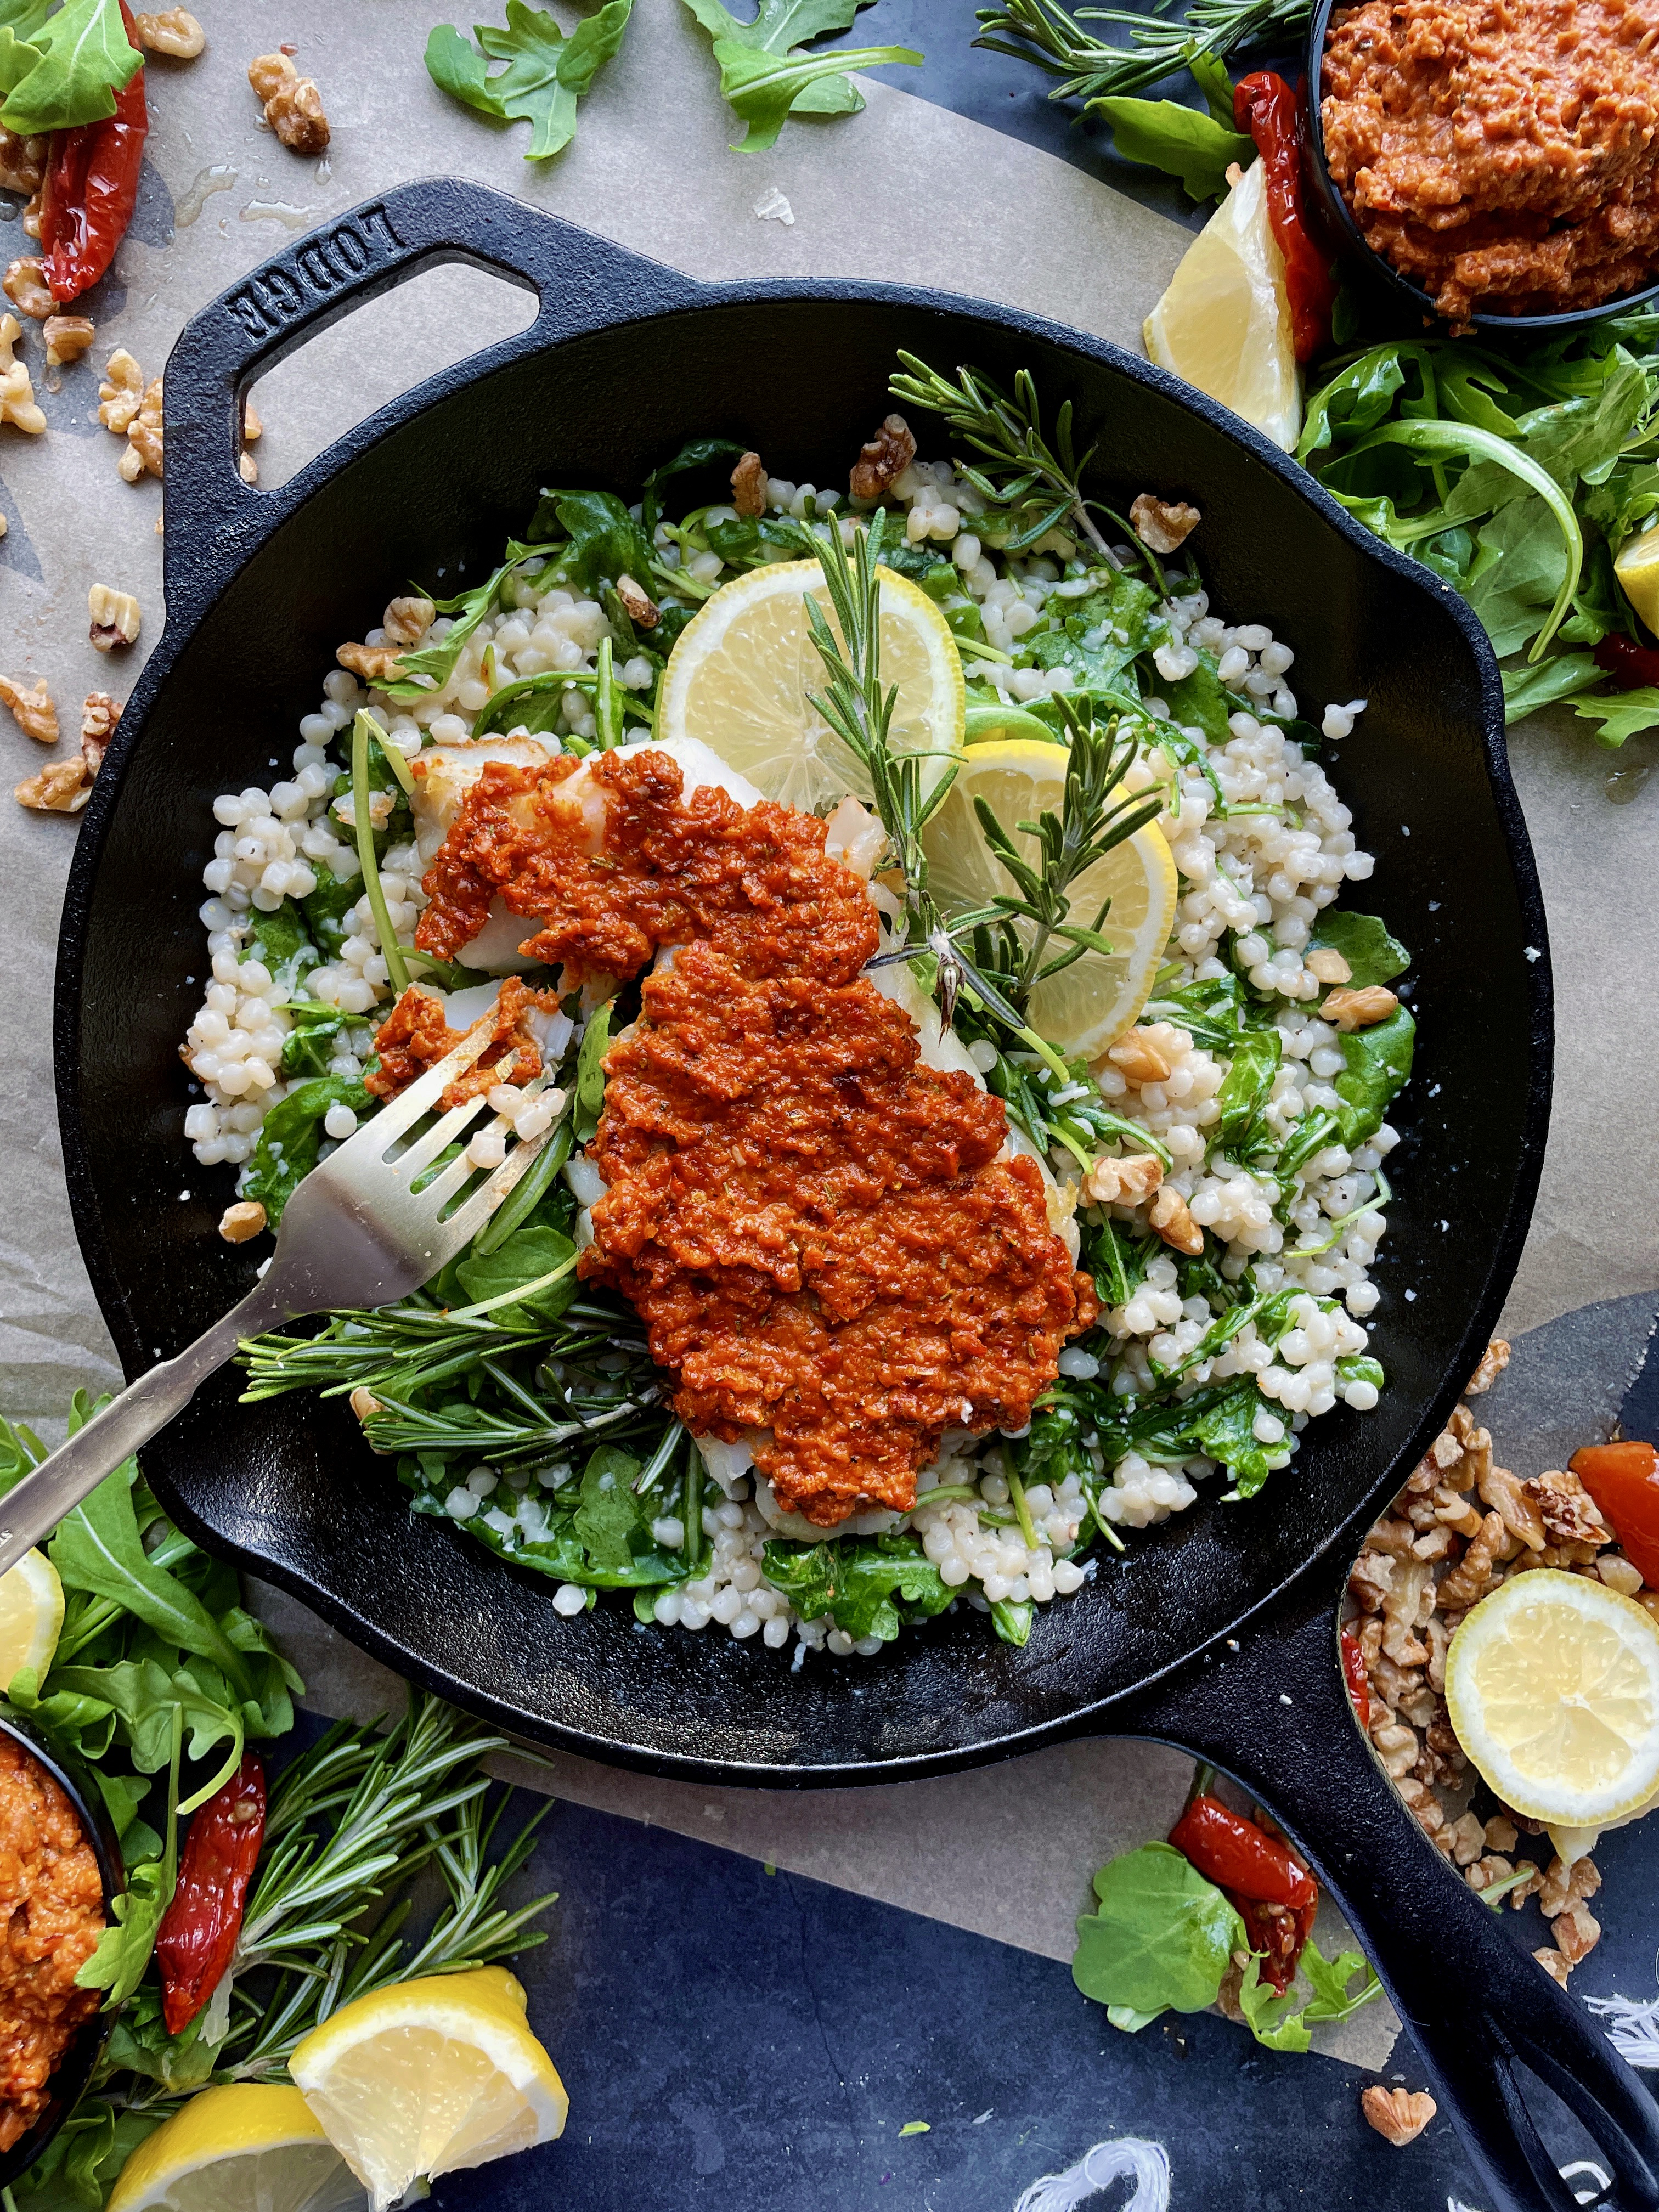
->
xmin=1144 ymin=159 xmax=1301 ymax=451
xmin=657 ymin=556 xmax=964 ymax=815
xmin=921 ymin=738 xmax=1177 ymax=1060
xmin=0 ymin=1547 xmax=64 ymax=1690
xmin=1615 ymin=518 xmax=1659 ymax=638
xmin=289 ymin=1967 xmax=567 ymax=2211
xmin=1445 ymin=1570 xmax=1659 ymax=1826
xmin=105 ymin=2085 xmax=362 ymax=2212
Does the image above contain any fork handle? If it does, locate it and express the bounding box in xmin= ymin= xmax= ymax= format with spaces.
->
xmin=0 ymin=1276 xmax=294 ymax=1576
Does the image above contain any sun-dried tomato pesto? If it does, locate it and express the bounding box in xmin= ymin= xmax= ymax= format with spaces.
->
xmin=417 ymin=749 xmax=1094 ymax=1525
xmin=0 ymin=1739 xmax=104 ymax=2153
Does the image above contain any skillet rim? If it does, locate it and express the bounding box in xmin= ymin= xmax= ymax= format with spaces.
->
xmin=52 ymin=222 xmax=1554 ymax=1786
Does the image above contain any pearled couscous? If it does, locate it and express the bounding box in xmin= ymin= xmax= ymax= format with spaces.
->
xmin=201 ymin=389 xmax=1413 ymax=1662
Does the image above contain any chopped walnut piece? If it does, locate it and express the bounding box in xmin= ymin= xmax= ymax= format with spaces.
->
xmin=1555 ymin=1902 xmax=1601 ymax=1966
xmin=1371 ymin=1721 xmax=1418 ymax=1779
xmin=1478 ymin=1462 xmax=1546 ymax=1551
xmin=119 ymin=376 xmax=163 ymax=480
xmin=249 ymin=52 xmax=330 ymax=154
xmin=135 ymin=7 xmax=205 ymax=56
xmin=336 ymin=641 xmax=406 ymax=685
xmin=730 ymin=450 xmax=768 ymax=519
xmin=1439 ymin=1509 xmax=1504 ymax=1610
xmin=1348 ymin=1550 xmax=1395 ymax=1611
xmin=0 ymin=313 xmax=44 ymax=434
xmin=381 ymin=595 xmax=434 ymax=647
xmin=1105 ymin=1028 xmax=1172 ymax=1084
xmin=1149 ymin=1183 xmax=1203 ymax=1256
xmin=1305 ymin=945 xmax=1352 ymax=985
xmin=15 ymin=757 xmax=88 ymax=812
xmin=1429 ymin=1427 xmax=1464 ymax=1472
xmin=0 ymin=130 xmax=43 ymax=198
xmin=19 ymin=190 xmax=39 ymax=242
xmin=81 ymin=692 xmax=120 ymax=775
xmin=1538 ymin=1853 xmax=1600 ymax=1918
xmin=1129 ymin=492 xmax=1201 ymax=555
xmin=42 ymin=314 xmax=93 ymax=368
xmin=1466 ymin=1338 xmax=1510 ymax=1395
xmin=0 ymin=672 xmax=57 ymax=744
xmin=1322 ymin=984 xmax=1400 ymax=1031
xmin=1534 ymin=1946 xmax=1571 ymax=1987
xmin=1466 ymin=1852 xmax=1513 ymax=1893
xmin=1082 ymin=1151 xmax=1164 ymax=1206
xmin=88 ymin=583 xmax=140 ymax=652
xmin=1362 ymin=2086 xmax=1436 ymax=2146
xmin=1596 ymin=1553 xmax=1644 ymax=1595
xmin=850 ymin=413 xmax=916 ymax=503
xmin=616 ymin=572 xmax=661 ymax=628
xmin=98 ymin=348 xmax=144 ymax=433
xmin=218 ymin=1199 xmax=266 ymax=1243
xmin=1365 ymin=1516 xmax=1416 ymax=1558
xmin=1524 ymin=1469 xmax=1610 ymax=1547
xmin=238 ymin=393 xmax=262 ymax=483
xmin=2 ymin=257 xmax=52 ymax=319
xmin=1444 ymin=1810 xmax=1486 ymax=1865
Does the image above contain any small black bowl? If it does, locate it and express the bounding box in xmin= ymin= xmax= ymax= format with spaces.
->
xmin=1302 ymin=0 xmax=1659 ymax=334
xmin=0 ymin=1702 xmax=125 ymax=2192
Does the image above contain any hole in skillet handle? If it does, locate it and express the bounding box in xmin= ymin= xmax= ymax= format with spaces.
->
xmin=0 ymin=1700 xmax=125 ymax=2192
xmin=1115 ymin=1577 xmax=1659 ymax=2212
xmin=1299 ymin=0 xmax=1659 ymax=336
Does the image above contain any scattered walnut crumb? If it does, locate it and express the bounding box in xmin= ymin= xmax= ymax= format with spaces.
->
xmin=1082 ymin=1151 xmax=1164 ymax=1206
xmin=238 ymin=393 xmax=261 ymax=482
xmin=336 ymin=641 xmax=406 ymax=685
xmin=119 ymin=376 xmax=163 ymax=480
xmin=15 ymin=757 xmax=88 ymax=812
xmin=1534 ymin=1946 xmax=1571 ymax=1987
xmin=730 ymin=450 xmax=768 ymax=519
xmin=0 ymin=672 xmax=57 ymax=744
xmin=88 ymin=583 xmax=140 ymax=652
xmin=81 ymin=693 xmax=120 ymax=775
xmin=1438 ymin=1510 xmax=1505 ymax=1611
xmin=616 ymin=572 xmax=660 ymax=628
xmin=2 ymin=257 xmax=52 ymax=320
xmin=1322 ymin=984 xmax=1400 ymax=1031
xmin=0 ymin=130 xmax=43 ymax=199
xmin=1596 ymin=1552 xmax=1645 ymax=1595
xmin=98 ymin=348 xmax=144 ymax=434
xmin=1305 ymin=945 xmax=1352 ymax=985
xmin=1483 ymin=1813 xmax=1518 ymax=1854
xmin=218 ymin=1199 xmax=266 ymax=1243
xmin=1466 ymin=1338 xmax=1510 ymax=1395
xmin=850 ymin=414 xmax=916 ymax=503
xmin=1105 ymin=1028 xmax=1171 ymax=1084
xmin=20 ymin=190 xmax=40 ymax=242
xmin=1149 ymin=1183 xmax=1203 ymax=1256
xmin=0 ymin=313 xmax=44 ymax=435
xmin=1362 ymin=2085 xmax=1436 ymax=2146
xmin=1129 ymin=492 xmax=1201 ymax=555
xmin=249 ymin=52 xmax=330 ymax=154
xmin=42 ymin=314 xmax=93 ymax=368
xmin=134 ymin=7 xmax=205 ymax=57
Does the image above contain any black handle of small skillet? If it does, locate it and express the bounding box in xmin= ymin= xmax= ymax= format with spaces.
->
xmin=1115 ymin=1566 xmax=1659 ymax=2212
xmin=159 ymin=177 xmax=699 ymax=616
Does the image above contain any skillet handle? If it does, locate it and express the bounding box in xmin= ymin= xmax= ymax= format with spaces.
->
xmin=1115 ymin=1576 xmax=1659 ymax=2212
xmin=160 ymin=176 xmax=699 ymax=604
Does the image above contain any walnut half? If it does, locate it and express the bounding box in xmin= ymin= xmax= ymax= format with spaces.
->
xmin=0 ymin=672 xmax=57 ymax=744
xmin=1130 ymin=492 xmax=1201 ymax=555
xmin=43 ymin=314 xmax=94 ymax=368
xmin=1361 ymin=2085 xmax=1436 ymax=2146
xmin=0 ymin=313 xmax=44 ymax=435
xmin=15 ymin=757 xmax=89 ymax=813
xmin=730 ymin=450 xmax=768 ymax=519
xmin=849 ymin=413 xmax=916 ymax=503
xmin=249 ymin=53 xmax=330 ymax=154
xmin=2 ymin=256 xmax=53 ymax=320
xmin=1082 ymin=1151 xmax=1164 ymax=1206
xmin=88 ymin=584 xmax=140 ymax=652
xmin=81 ymin=692 xmax=120 ymax=775
xmin=135 ymin=8 xmax=205 ymax=57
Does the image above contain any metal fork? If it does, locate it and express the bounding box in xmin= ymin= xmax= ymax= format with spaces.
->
xmin=0 ymin=1025 xmax=556 ymax=1578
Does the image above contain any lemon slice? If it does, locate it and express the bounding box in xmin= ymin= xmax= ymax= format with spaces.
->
xmin=1615 ymin=518 xmax=1659 ymax=637
xmin=289 ymin=1967 xmax=567 ymax=2211
xmin=1445 ymin=1570 xmax=1659 ymax=1826
xmin=1144 ymin=159 xmax=1301 ymax=452
xmin=658 ymin=557 xmax=964 ymax=815
xmin=0 ymin=1547 xmax=64 ymax=1689
xmin=921 ymin=738 xmax=1177 ymax=1060
xmin=105 ymin=2085 xmax=362 ymax=2212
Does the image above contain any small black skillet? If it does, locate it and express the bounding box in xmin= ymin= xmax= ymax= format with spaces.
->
xmin=53 ymin=179 xmax=1657 ymax=2209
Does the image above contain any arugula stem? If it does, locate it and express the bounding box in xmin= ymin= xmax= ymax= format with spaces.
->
xmin=684 ymin=1446 xmax=704 ymax=1572
xmin=1001 ymin=1449 xmax=1040 ymax=1551
xmin=350 ymin=711 xmax=411 ymax=997
xmin=471 ymin=1117 xmax=572 ymax=1257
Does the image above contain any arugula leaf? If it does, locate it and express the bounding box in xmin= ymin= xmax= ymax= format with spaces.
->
xmin=1142 ymin=972 xmax=1245 ymax=1051
xmin=425 ymin=0 xmax=632 ymax=160
xmin=379 ymin=540 xmax=550 ymax=702
xmin=1307 ymin=911 xmax=1409 ymax=990
xmin=760 ymin=1531 xmax=952 ymax=1642
xmin=991 ymin=1595 xmax=1034 ymax=1646
xmin=531 ymin=488 xmax=657 ymax=595
xmin=1501 ymin=652 xmax=1604 ymax=723
xmin=681 ymin=0 xmax=885 ymax=120
xmin=711 ymin=36 xmax=919 ymax=151
xmin=454 ymin=1223 xmax=578 ymax=1325
xmin=419 ymin=1447 xmax=686 ymax=1588
xmin=573 ymin=1000 xmax=612 ymax=1141
xmin=1073 ymin=1841 xmax=1245 ymax=2018
xmin=1212 ymin=1029 xmax=1280 ymax=1152
xmin=242 ymin=899 xmax=319 ymax=994
xmin=571 ymin=1444 xmax=649 ymax=1568
xmin=1238 ymin=1936 xmax=1382 ymax=2050
xmin=1334 ymin=1353 xmax=1384 ymax=1391
xmin=1090 ymin=96 xmax=1252 ymax=201
xmin=1333 ymin=1007 xmax=1414 ymax=1150
xmin=472 ymin=670 xmax=575 ymax=740
xmin=241 ymin=1076 xmax=373 ymax=1227
xmin=641 ymin=435 xmax=748 ymax=539
xmin=1159 ymin=648 xmax=1236 ymax=743
xmin=76 ymin=1855 xmax=174 ymax=2007
xmin=1572 ymin=685 xmax=1659 ymax=747
xmin=301 ymin=865 xmax=363 ymax=961
xmin=279 ymin=1000 xmax=347 ymax=1080
xmin=0 ymin=0 xmax=142 ymax=137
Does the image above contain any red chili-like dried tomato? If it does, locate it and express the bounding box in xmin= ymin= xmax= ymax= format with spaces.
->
xmin=1571 ymin=1440 xmax=1659 ymax=1587
xmin=1340 ymin=1624 xmax=1371 ymax=1729
xmin=39 ymin=3 xmax=148 ymax=306
xmin=1594 ymin=634 xmax=1659 ymax=690
xmin=1170 ymin=1793 xmax=1319 ymax=1992
xmin=1233 ymin=71 xmax=1337 ymax=364
xmin=153 ymin=1754 xmax=266 ymax=2036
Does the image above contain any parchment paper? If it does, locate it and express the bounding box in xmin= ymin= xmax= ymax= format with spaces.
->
xmin=1 ymin=0 xmax=1654 ymax=2080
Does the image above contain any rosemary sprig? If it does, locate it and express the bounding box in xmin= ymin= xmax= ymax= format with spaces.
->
xmin=945 ymin=693 xmax=1164 ymax=1006
xmin=973 ymin=0 xmax=1312 ymax=106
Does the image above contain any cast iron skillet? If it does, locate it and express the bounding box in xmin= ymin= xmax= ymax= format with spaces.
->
xmin=54 ymin=179 xmax=1656 ymax=2210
